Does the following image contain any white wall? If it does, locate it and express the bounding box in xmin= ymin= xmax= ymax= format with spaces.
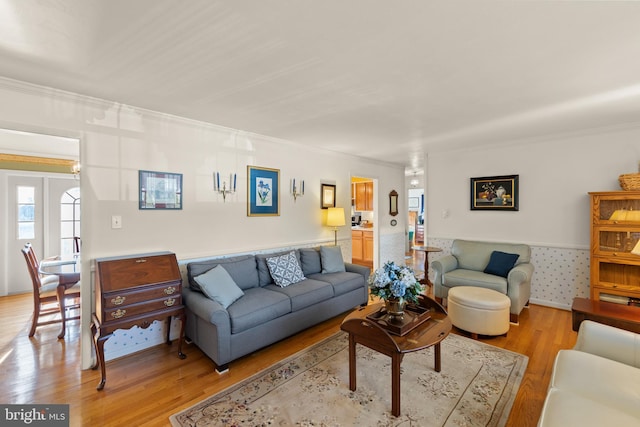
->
xmin=425 ymin=126 xmax=640 ymax=309
xmin=0 ymin=77 xmax=406 ymax=367
xmin=427 ymin=127 xmax=640 ymax=247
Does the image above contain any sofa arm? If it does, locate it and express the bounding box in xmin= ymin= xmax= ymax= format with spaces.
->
xmin=431 ymin=255 xmax=458 ymax=276
xmin=574 ymin=320 xmax=640 ymax=368
xmin=182 ymin=287 xmax=231 ymax=333
xmin=508 ymin=262 xmax=533 ymax=286
xmin=431 ymin=255 xmax=458 ymax=298
xmin=346 ymin=262 xmax=370 ymax=283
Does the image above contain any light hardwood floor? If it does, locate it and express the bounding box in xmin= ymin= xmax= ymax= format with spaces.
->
xmin=1 ymin=252 xmax=577 ymax=426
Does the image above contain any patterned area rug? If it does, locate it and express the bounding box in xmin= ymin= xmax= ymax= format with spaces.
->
xmin=170 ymin=332 xmax=528 ymax=426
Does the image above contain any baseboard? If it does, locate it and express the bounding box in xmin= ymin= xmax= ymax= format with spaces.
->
xmin=530 ymin=298 xmax=571 ymax=311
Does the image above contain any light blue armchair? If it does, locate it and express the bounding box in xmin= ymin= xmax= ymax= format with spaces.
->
xmin=431 ymin=239 xmax=534 ymax=323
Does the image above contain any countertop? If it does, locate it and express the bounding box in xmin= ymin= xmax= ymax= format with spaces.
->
xmin=351 ymin=225 xmax=374 ymax=231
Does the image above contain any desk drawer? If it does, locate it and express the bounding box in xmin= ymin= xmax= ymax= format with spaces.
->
xmin=103 ymin=282 xmax=181 ymax=309
xmin=104 ymin=296 xmax=182 ymax=321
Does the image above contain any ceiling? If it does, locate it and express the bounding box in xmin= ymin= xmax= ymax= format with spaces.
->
xmin=1 ymin=1 xmax=640 ymax=173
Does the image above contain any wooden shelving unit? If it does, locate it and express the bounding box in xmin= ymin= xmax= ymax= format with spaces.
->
xmin=589 ymin=191 xmax=640 ymax=303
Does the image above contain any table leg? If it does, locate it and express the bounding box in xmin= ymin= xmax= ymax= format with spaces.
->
xmin=56 ymin=285 xmax=66 ymax=339
xmin=91 ymin=319 xmax=111 ymax=391
xmin=348 ymin=334 xmax=356 ymax=391
xmin=391 ymin=353 xmax=403 ymax=417
xmin=177 ymin=313 xmax=187 ymax=359
xmin=434 ymin=342 xmax=442 ymax=372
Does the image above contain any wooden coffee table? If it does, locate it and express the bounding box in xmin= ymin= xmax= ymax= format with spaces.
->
xmin=340 ymin=295 xmax=451 ymax=417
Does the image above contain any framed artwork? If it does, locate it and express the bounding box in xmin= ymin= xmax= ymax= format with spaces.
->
xmin=139 ymin=170 xmax=182 ymax=210
xmin=408 ymin=197 xmax=420 ymax=210
xmin=247 ymin=165 xmax=280 ymax=216
xmin=321 ymin=183 xmax=336 ymax=209
xmin=470 ymin=174 xmax=519 ymax=211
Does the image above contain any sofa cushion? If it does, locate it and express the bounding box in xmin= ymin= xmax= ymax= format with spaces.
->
xmin=194 ymin=265 xmax=244 ymax=309
xmin=308 ymin=271 xmax=365 ymax=297
xmin=550 ymin=350 xmax=640 ymax=418
xmin=188 ymin=255 xmax=258 ymax=291
xmin=227 ymin=287 xmax=291 ymax=334
xmin=538 ymin=388 xmax=640 ymax=427
xmin=483 ymin=251 xmax=519 ymax=278
xmin=265 ymin=278 xmax=333 ymax=311
xmin=299 ymin=247 xmax=322 ymax=275
xmin=256 ymin=250 xmax=303 ymax=286
xmin=266 ymin=251 xmax=306 ymax=287
xmin=443 ymin=269 xmax=508 ymax=294
xmin=320 ymin=245 xmax=346 ymax=273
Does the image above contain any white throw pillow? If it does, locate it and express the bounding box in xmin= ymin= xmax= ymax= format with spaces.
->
xmin=194 ymin=265 xmax=244 ymax=308
xmin=266 ymin=251 xmax=306 ymax=287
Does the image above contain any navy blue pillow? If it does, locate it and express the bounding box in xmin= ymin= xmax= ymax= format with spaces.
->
xmin=484 ymin=251 xmax=519 ymax=278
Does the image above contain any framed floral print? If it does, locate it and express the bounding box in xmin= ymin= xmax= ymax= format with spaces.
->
xmin=247 ymin=166 xmax=280 ymax=216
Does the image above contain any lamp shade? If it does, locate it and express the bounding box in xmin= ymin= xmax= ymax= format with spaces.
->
xmin=610 ymin=209 xmax=640 ymax=222
xmin=326 ymin=207 xmax=346 ymax=227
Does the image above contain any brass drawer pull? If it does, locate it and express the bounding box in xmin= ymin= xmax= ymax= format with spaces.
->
xmin=164 ymin=286 xmax=176 ymax=295
xmin=111 ymin=296 xmax=126 ymax=305
xmin=135 ymin=259 xmax=147 ymax=263
xmin=164 ymin=298 xmax=176 ymax=307
xmin=111 ymin=309 xmax=126 ymax=319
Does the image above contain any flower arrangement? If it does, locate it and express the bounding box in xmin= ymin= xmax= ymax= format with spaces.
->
xmin=368 ymin=261 xmax=422 ymax=304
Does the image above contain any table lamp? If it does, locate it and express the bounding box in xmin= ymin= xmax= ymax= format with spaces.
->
xmin=326 ymin=207 xmax=345 ymax=246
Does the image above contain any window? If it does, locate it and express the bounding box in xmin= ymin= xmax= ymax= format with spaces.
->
xmin=17 ymin=186 xmax=35 ymax=239
xmin=60 ymin=187 xmax=80 ymax=255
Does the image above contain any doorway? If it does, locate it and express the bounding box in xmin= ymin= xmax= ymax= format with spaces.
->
xmin=350 ymin=176 xmax=376 ymax=268
xmin=407 ymin=187 xmax=424 ymax=249
xmin=0 ymin=129 xmax=80 ymax=296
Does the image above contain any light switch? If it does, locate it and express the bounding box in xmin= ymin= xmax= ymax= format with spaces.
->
xmin=111 ymin=215 xmax=122 ymax=229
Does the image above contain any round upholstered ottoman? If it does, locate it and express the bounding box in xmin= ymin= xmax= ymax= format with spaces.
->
xmin=447 ymin=286 xmax=511 ymax=339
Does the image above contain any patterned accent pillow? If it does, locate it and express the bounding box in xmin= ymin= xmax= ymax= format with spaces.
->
xmin=266 ymin=251 xmax=306 ymax=287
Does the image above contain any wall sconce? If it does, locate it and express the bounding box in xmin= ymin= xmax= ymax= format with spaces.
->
xmin=214 ymin=172 xmax=237 ymax=202
xmin=326 ymin=207 xmax=345 ymax=246
xmin=71 ymin=162 xmax=80 ymax=179
xmin=291 ymin=178 xmax=304 ymax=201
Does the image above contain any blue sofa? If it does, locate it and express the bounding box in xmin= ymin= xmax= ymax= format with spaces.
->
xmin=182 ymin=247 xmax=369 ymax=372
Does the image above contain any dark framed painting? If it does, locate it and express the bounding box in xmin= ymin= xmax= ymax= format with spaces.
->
xmin=139 ymin=170 xmax=182 ymax=210
xmin=247 ymin=165 xmax=280 ymax=216
xmin=321 ymin=183 xmax=336 ymax=209
xmin=470 ymin=174 xmax=519 ymax=211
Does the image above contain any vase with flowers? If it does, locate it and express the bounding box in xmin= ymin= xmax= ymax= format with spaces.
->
xmin=368 ymin=261 xmax=422 ymax=319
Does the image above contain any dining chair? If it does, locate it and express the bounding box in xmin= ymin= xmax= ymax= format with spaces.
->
xmin=21 ymin=243 xmax=80 ymax=339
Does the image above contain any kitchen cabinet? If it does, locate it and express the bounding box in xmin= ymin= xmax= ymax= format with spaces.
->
xmin=589 ymin=191 xmax=640 ymax=305
xmin=352 ymin=229 xmax=373 ymax=267
xmin=352 ymin=230 xmax=363 ymax=262
xmin=363 ymin=231 xmax=374 ymax=264
xmin=354 ymin=182 xmax=374 ymax=211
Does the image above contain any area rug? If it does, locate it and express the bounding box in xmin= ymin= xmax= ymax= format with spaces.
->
xmin=170 ymin=332 xmax=528 ymax=426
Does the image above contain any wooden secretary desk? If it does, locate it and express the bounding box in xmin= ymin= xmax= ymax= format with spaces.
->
xmin=91 ymin=252 xmax=186 ymax=390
